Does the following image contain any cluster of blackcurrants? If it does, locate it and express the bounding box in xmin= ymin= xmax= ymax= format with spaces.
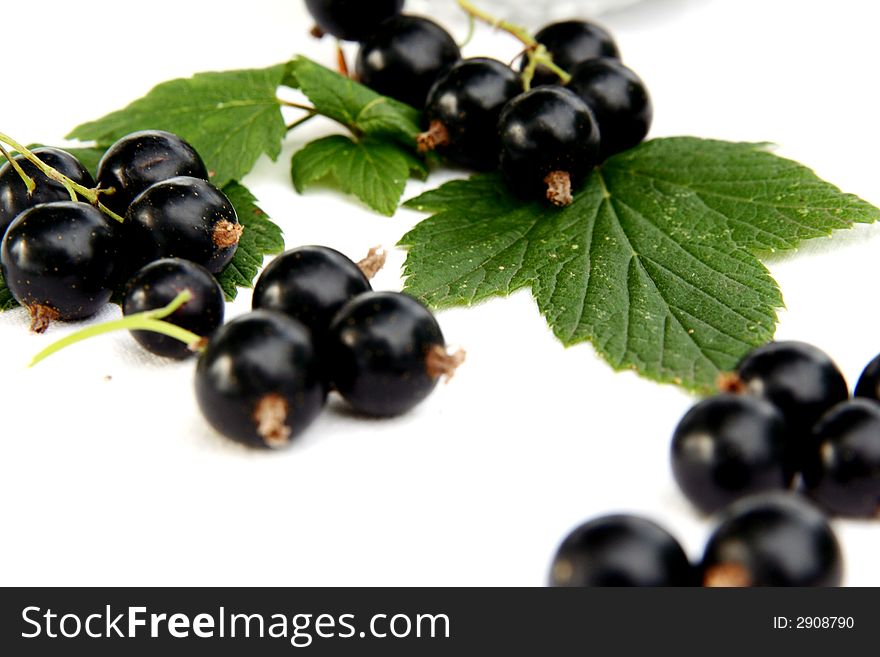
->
xmin=550 ymin=340 xmax=880 ymax=586
xmin=197 ymin=245 xmax=464 ymax=449
xmin=0 ymin=131 xmax=242 ymax=333
xmin=304 ymin=0 xmax=651 ymax=206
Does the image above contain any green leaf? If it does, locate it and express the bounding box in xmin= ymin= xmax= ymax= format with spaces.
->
xmin=292 ymin=135 xmax=427 ymax=216
xmin=0 ymin=270 xmax=16 ymax=311
xmin=286 ymin=57 xmax=421 ymax=142
xmin=400 ymin=137 xmax=880 ymax=393
xmin=216 ymin=181 xmax=284 ymax=300
xmin=67 ymin=65 xmax=288 ymax=187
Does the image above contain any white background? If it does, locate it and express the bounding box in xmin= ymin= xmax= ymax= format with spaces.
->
xmin=1 ymin=0 xmax=879 ymax=586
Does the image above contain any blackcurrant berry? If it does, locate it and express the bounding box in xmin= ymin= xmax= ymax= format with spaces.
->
xmin=0 ymin=201 xmax=116 ymax=332
xmin=305 ymin=0 xmax=404 ymax=41
xmin=195 ymin=310 xmax=325 ymax=448
xmin=355 ymin=15 xmax=461 ymax=108
xmin=498 ymin=86 xmax=600 ymax=206
xmin=122 ymin=258 xmax=224 ymax=359
xmin=853 ymin=351 xmax=880 ymax=401
xmin=523 ymin=20 xmax=620 ymax=87
xmin=671 ymin=394 xmax=793 ymax=515
xmin=722 ymin=341 xmax=849 ymax=460
xmin=123 ymin=176 xmax=242 ymax=276
xmin=418 ymin=58 xmax=522 ymax=171
xmin=252 ymin=245 xmax=372 ymax=340
xmin=327 ymin=291 xmax=463 ymax=416
xmin=701 ymin=493 xmax=843 ymax=587
xmin=96 ymin=130 xmax=208 ymax=215
xmin=0 ymin=147 xmax=95 ymax=237
xmin=802 ymin=399 xmax=880 ymax=517
xmin=567 ymin=57 xmax=652 ymax=159
xmin=549 ymin=515 xmax=694 ymax=587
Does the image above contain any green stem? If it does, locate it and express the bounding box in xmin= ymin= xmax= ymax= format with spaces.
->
xmin=28 ymin=290 xmax=204 ymax=368
xmin=0 ymin=142 xmax=36 ymax=194
xmin=456 ymin=0 xmax=572 ymax=86
xmin=287 ymin=112 xmax=318 ymax=132
xmin=0 ymin=132 xmax=125 ymax=223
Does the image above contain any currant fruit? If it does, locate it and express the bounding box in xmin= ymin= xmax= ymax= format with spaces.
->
xmin=567 ymin=57 xmax=652 ymax=159
xmin=195 ymin=310 xmax=325 ymax=448
xmin=123 ymin=176 xmax=241 ymax=275
xmin=498 ymin=86 xmax=600 ymax=206
xmin=96 ymin=130 xmax=208 ymax=215
xmin=355 ymin=15 xmax=461 ymax=108
xmin=327 ymin=291 xmax=462 ymax=416
xmin=305 ymin=0 xmax=404 ymax=41
xmin=724 ymin=341 xmax=848 ymax=452
xmin=700 ymin=493 xmax=843 ymax=587
xmin=418 ymin=57 xmax=522 ymax=170
xmin=0 ymin=147 xmax=95 ymax=237
xmin=853 ymin=351 xmax=880 ymax=401
xmin=671 ymin=394 xmax=793 ymax=514
xmin=549 ymin=515 xmax=694 ymax=587
xmin=523 ymin=20 xmax=620 ymax=87
xmin=123 ymin=258 xmax=224 ymax=359
xmin=0 ymin=201 xmax=116 ymax=332
xmin=252 ymin=245 xmax=372 ymax=340
xmin=802 ymin=399 xmax=880 ymax=517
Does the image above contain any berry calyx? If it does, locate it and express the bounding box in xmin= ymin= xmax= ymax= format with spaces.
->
xmin=523 ymin=20 xmax=620 ymax=87
xmin=1 ymin=201 xmax=117 ymax=332
xmin=418 ymin=57 xmax=522 ymax=170
xmin=304 ymin=0 xmax=405 ymax=42
xmin=567 ymin=57 xmax=652 ymax=159
xmin=123 ymin=258 xmax=224 ymax=359
xmin=356 ymin=15 xmax=461 ymax=108
xmin=194 ymin=311 xmax=326 ymax=448
xmin=327 ymin=291 xmax=464 ymax=416
xmin=0 ymin=147 xmax=95 ymax=237
xmin=802 ymin=399 xmax=880 ymax=517
xmin=671 ymin=394 xmax=793 ymax=514
xmin=497 ymin=86 xmax=600 ymax=206
xmin=549 ymin=515 xmax=694 ymax=587
xmin=701 ymin=493 xmax=843 ymax=587
xmin=96 ymin=130 xmax=209 ymax=216
xmin=123 ymin=176 xmax=241 ymax=275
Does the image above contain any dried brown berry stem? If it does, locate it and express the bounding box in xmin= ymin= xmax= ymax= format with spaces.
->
xmin=213 ymin=220 xmax=244 ymax=248
xmin=253 ymin=393 xmax=292 ymax=448
xmin=703 ymin=563 xmax=752 ymax=587
xmin=717 ymin=371 xmax=747 ymax=394
xmin=357 ymin=246 xmax=387 ymax=280
xmin=416 ymin=120 xmax=451 ymax=154
xmin=426 ymin=345 xmax=467 ymax=381
xmin=544 ymin=170 xmax=573 ymax=207
xmin=28 ymin=304 xmax=60 ymax=334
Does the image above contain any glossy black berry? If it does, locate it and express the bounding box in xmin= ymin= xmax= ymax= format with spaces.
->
xmin=727 ymin=341 xmax=849 ymax=460
xmin=96 ymin=130 xmax=208 ymax=215
xmin=701 ymin=493 xmax=843 ymax=587
xmin=671 ymin=394 xmax=793 ymax=515
xmin=252 ymin=246 xmax=371 ymax=341
xmin=419 ymin=58 xmax=522 ymax=170
xmin=0 ymin=147 xmax=95 ymax=237
xmin=0 ymin=201 xmax=116 ymax=332
xmin=356 ymin=15 xmax=461 ymax=108
xmin=802 ymin=399 xmax=880 ymax=517
xmin=123 ymin=258 xmax=224 ymax=359
xmin=195 ymin=311 xmax=325 ymax=448
xmin=328 ymin=291 xmax=457 ymax=416
xmin=305 ymin=0 xmax=404 ymax=41
xmin=549 ymin=515 xmax=694 ymax=587
xmin=123 ymin=176 xmax=241 ymax=276
xmin=854 ymin=351 xmax=880 ymax=401
xmin=498 ymin=86 xmax=600 ymax=206
xmin=567 ymin=57 xmax=652 ymax=159
xmin=523 ymin=20 xmax=620 ymax=87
